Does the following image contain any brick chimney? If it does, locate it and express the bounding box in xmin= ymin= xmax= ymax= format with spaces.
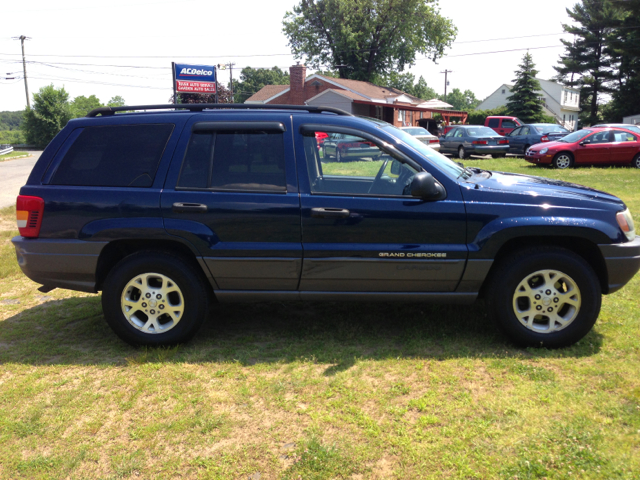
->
xmin=289 ymin=63 xmax=307 ymax=105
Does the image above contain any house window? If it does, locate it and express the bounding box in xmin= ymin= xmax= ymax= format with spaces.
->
xmin=563 ymin=114 xmax=566 ymax=124
xmin=564 ymin=91 xmax=568 ymax=103
xmin=375 ymin=106 xmax=383 ymax=120
xmin=398 ymin=109 xmax=402 ymax=122
xmin=501 ymin=89 xmax=506 ymax=94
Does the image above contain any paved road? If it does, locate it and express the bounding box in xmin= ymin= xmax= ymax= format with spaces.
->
xmin=0 ymin=152 xmax=42 ymax=208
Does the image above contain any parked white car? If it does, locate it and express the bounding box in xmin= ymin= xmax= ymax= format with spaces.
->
xmin=400 ymin=127 xmax=440 ymax=151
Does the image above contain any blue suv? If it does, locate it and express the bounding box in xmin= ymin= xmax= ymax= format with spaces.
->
xmin=11 ymin=104 xmax=640 ymax=348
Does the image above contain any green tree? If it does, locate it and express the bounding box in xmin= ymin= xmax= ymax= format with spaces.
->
xmin=604 ymin=0 xmax=640 ymax=121
xmin=412 ymin=76 xmax=438 ymax=101
xmin=22 ymin=84 xmax=72 ymax=148
xmin=374 ymin=73 xmax=437 ymax=100
xmin=107 ymin=95 xmax=126 ymax=107
xmin=554 ymin=0 xmax=622 ymax=125
xmin=506 ymin=53 xmax=545 ymax=123
xmin=70 ymin=95 xmax=103 ymax=118
xmin=232 ymin=67 xmax=290 ymax=103
xmin=441 ymin=88 xmax=480 ymax=111
xmin=282 ymin=0 xmax=456 ymax=81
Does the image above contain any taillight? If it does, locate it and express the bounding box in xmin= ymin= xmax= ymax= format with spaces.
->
xmin=541 ymin=136 xmax=549 ymax=142
xmin=16 ymin=195 xmax=44 ymax=238
xmin=473 ymin=140 xmax=488 ymax=145
xmin=498 ymin=139 xmax=509 ymax=145
xmin=429 ymin=139 xmax=439 ymax=144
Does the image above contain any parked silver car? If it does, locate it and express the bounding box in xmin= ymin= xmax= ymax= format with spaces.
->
xmin=400 ymin=127 xmax=441 ymax=152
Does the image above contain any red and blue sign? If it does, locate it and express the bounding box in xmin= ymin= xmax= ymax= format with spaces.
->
xmin=174 ymin=64 xmax=217 ymax=94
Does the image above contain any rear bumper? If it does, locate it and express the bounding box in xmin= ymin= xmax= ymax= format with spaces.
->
xmin=599 ymin=236 xmax=640 ymax=293
xmin=11 ymin=237 xmax=107 ymax=293
xmin=473 ymin=145 xmax=509 ymax=155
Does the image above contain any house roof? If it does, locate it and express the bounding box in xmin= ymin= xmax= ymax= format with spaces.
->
xmin=245 ymin=73 xmax=429 ymax=106
xmin=306 ymin=88 xmax=369 ymax=103
xmin=244 ymin=84 xmax=289 ymax=103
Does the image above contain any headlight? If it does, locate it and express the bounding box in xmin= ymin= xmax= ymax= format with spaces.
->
xmin=616 ymin=208 xmax=636 ymax=241
xmin=539 ymin=148 xmax=548 ymax=155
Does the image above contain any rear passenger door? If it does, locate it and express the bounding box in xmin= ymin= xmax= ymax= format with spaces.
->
xmin=161 ymin=114 xmax=302 ymax=291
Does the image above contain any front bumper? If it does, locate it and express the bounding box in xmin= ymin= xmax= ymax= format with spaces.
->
xmin=12 ymin=237 xmax=107 ymax=293
xmin=598 ymin=236 xmax=640 ymax=293
xmin=525 ymin=150 xmax=554 ymax=165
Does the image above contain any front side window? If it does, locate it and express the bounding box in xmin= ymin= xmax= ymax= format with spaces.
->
xmin=303 ymin=131 xmax=418 ymax=196
xmin=52 ymin=124 xmax=174 ymax=187
xmin=178 ymin=130 xmax=286 ymax=192
xmin=586 ymin=131 xmax=611 ymax=144
xmin=502 ymin=120 xmax=516 ymax=128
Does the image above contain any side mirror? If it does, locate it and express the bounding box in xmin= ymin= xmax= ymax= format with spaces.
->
xmin=410 ymin=172 xmax=444 ymax=200
xmin=579 ymin=140 xmax=589 ymax=146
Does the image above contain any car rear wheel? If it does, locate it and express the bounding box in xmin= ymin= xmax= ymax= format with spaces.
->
xmin=458 ymin=146 xmax=468 ymax=159
xmin=632 ymin=154 xmax=640 ymax=169
xmin=523 ymin=144 xmax=530 ymax=155
xmin=491 ymin=154 xmax=501 ymax=159
xmin=487 ymin=246 xmax=600 ymax=348
xmin=336 ymin=148 xmax=343 ymax=162
xmin=553 ymin=152 xmax=574 ymax=169
xmin=102 ymin=251 xmax=210 ymax=346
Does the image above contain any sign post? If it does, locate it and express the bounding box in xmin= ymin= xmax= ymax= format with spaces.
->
xmin=173 ymin=63 xmax=217 ymax=102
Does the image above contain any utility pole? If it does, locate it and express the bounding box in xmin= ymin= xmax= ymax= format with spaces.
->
xmin=440 ymin=70 xmax=452 ymax=102
xmin=217 ymin=62 xmax=236 ymax=102
xmin=13 ymin=35 xmax=31 ymax=109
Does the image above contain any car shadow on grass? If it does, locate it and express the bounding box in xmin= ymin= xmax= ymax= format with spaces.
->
xmin=0 ymin=296 xmax=604 ymax=369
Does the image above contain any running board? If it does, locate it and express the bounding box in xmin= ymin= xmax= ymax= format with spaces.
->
xmin=214 ymin=291 xmax=477 ymax=303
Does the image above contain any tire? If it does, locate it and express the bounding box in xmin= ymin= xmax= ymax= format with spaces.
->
xmin=523 ymin=144 xmax=530 ymax=156
xmin=337 ymin=148 xmax=343 ymax=162
xmin=102 ymin=251 xmax=210 ymax=346
xmin=491 ymin=154 xmax=501 ymax=159
xmin=458 ymin=146 xmax=468 ymax=159
xmin=632 ymin=153 xmax=640 ymax=169
xmin=553 ymin=152 xmax=574 ymax=169
xmin=487 ymin=246 xmax=601 ymax=348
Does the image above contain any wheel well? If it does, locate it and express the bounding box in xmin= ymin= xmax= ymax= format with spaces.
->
xmin=95 ymin=240 xmax=206 ymax=292
xmin=480 ymin=236 xmax=608 ymax=297
xmin=553 ymin=150 xmax=574 ymax=159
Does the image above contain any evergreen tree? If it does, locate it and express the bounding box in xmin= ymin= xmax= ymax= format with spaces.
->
xmin=554 ymin=0 xmax=622 ymax=125
xmin=506 ymin=53 xmax=545 ymax=123
xmin=22 ymin=85 xmax=72 ymax=148
xmin=605 ymin=0 xmax=640 ymax=121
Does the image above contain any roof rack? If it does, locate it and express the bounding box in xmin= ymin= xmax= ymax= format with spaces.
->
xmin=86 ymin=103 xmax=353 ymax=118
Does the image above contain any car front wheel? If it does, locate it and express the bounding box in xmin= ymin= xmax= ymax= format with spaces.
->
xmin=488 ymin=246 xmax=601 ymax=348
xmin=632 ymin=153 xmax=640 ymax=169
xmin=102 ymin=251 xmax=210 ymax=346
xmin=458 ymin=146 xmax=468 ymax=159
xmin=553 ymin=152 xmax=574 ymax=169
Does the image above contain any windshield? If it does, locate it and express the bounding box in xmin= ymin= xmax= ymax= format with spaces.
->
xmin=403 ymin=127 xmax=430 ymax=136
xmin=558 ymin=129 xmax=592 ymax=143
xmin=465 ymin=127 xmax=500 ymax=137
xmin=381 ymin=124 xmax=464 ymax=179
xmin=533 ymin=124 xmax=568 ymax=134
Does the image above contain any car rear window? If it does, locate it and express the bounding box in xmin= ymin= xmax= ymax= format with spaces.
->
xmin=51 ymin=124 xmax=173 ymax=187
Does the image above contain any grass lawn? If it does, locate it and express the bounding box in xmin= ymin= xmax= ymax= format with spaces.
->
xmin=0 ymin=160 xmax=639 ymax=479
xmin=0 ymin=151 xmax=30 ymax=162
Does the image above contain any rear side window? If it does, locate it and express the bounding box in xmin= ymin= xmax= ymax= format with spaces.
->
xmin=178 ymin=130 xmax=286 ymax=192
xmin=51 ymin=124 xmax=173 ymax=187
xmin=487 ymin=118 xmax=500 ymax=128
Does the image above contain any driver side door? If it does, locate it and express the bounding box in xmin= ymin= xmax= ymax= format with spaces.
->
xmin=294 ymin=125 xmax=468 ymax=293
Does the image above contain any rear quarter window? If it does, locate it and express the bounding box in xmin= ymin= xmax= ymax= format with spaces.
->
xmin=487 ymin=118 xmax=500 ymax=128
xmin=51 ymin=124 xmax=174 ymax=187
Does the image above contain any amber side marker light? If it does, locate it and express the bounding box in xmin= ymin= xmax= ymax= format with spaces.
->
xmin=16 ymin=195 xmax=44 ymax=238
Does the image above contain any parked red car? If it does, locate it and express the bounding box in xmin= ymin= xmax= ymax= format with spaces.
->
xmin=525 ymin=127 xmax=640 ymax=169
xmin=485 ymin=116 xmax=523 ymax=136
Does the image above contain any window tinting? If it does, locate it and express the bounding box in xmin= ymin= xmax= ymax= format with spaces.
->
xmin=502 ymin=120 xmax=516 ymax=128
xmin=52 ymin=124 xmax=173 ymax=187
xmin=488 ymin=119 xmax=500 ymax=128
xmin=178 ymin=132 xmax=213 ymax=188
xmin=178 ymin=130 xmax=286 ymax=192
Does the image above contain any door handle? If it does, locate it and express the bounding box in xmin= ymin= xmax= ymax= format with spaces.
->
xmin=172 ymin=202 xmax=208 ymax=213
xmin=310 ymin=207 xmax=350 ymax=218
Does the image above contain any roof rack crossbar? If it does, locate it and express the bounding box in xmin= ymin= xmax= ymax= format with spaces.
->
xmin=86 ymin=104 xmax=353 ymax=118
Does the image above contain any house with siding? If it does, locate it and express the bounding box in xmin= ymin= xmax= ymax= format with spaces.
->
xmin=476 ymin=79 xmax=580 ymax=131
xmin=245 ymin=63 xmax=468 ymax=129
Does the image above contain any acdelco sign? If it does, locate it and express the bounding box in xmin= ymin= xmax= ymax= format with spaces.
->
xmin=174 ymin=63 xmax=216 ymax=82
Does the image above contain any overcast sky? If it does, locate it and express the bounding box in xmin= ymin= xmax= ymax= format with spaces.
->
xmin=1 ymin=0 xmax=579 ymax=112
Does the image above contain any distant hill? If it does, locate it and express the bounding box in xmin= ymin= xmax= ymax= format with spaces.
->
xmin=0 ymin=111 xmax=25 ymax=131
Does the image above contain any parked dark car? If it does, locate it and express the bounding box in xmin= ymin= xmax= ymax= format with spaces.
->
xmin=11 ymin=104 xmax=640 ymax=349
xmin=507 ymin=124 xmax=570 ymax=155
xmin=525 ymin=127 xmax=640 ymax=168
xmin=439 ymin=125 xmax=510 ymax=159
xmin=321 ymin=132 xmax=381 ymax=161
